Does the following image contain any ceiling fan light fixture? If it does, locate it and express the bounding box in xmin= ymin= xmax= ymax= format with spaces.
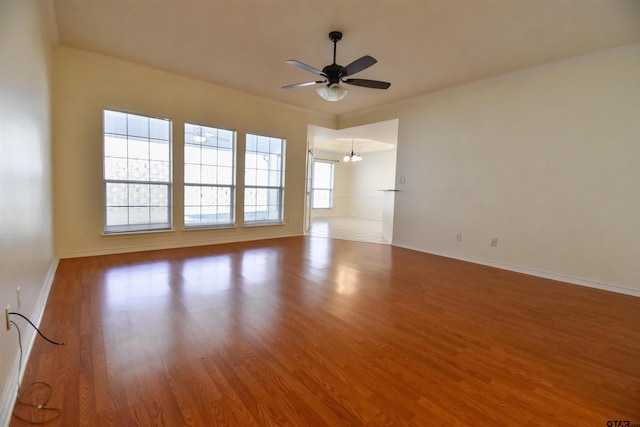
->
xmin=316 ymin=83 xmax=348 ymax=102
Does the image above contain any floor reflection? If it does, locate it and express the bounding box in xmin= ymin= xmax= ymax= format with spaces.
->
xmin=180 ymin=254 xmax=234 ymax=295
xmin=103 ymin=261 xmax=172 ymax=307
xmin=334 ymin=264 xmax=361 ymax=295
xmin=101 ymin=261 xmax=176 ymax=380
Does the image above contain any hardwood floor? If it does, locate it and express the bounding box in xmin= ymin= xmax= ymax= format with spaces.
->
xmin=9 ymin=237 xmax=640 ymax=426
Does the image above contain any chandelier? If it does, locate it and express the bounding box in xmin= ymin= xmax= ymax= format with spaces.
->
xmin=343 ymin=139 xmax=362 ymax=162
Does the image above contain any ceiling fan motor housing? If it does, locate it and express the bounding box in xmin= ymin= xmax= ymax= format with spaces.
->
xmin=322 ymin=64 xmax=343 ymax=84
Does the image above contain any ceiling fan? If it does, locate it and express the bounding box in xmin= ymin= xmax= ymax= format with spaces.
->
xmin=282 ymin=31 xmax=391 ymax=102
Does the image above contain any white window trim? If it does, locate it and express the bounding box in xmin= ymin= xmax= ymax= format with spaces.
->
xmin=103 ymin=109 xmax=173 ymax=234
xmin=183 ymin=123 xmax=237 ymax=229
xmin=243 ymin=134 xmax=286 ymax=226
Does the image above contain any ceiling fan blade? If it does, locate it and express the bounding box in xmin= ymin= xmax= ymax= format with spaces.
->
xmin=341 ymin=55 xmax=377 ymax=77
xmin=286 ymin=60 xmax=327 ymax=77
xmin=343 ymin=78 xmax=391 ymax=89
xmin=282 ymin=81 xmax=325 ymax=89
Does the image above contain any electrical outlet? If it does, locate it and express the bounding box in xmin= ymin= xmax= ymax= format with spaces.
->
xmin=456 ymin=233 xmax=462 ymax=242
xmin=4 ymin=305 xmax=10 ymax=331
xmin=16 ymin=286 xmax=21 ymax=310
xmin=491 ymin=238 xmax=498 ymax=247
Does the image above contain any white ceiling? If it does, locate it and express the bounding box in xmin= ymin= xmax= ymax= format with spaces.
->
xmin=312 ymin=119 xmax=399 ymax=153
xmin=51 ymin=0 xmax=640 ymax=119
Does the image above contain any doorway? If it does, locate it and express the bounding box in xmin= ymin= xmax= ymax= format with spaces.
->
xmin=305 ymin=119 xmax=399 ymax=245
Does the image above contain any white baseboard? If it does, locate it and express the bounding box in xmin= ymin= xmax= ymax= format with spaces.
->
xmin=392 ymin=242 xmax=640 ymax=298
xmin=0 ymin=258 xmax=59 ymax=427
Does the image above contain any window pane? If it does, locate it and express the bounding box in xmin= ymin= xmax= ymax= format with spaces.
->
xmin=104 ymin=135 xmax=127 ymax=158
xmin=256 ymin=154 xmax=268 ymax=171
xmin=201 ymin=147 xmax=217 ymax=165
xmin=150 ymin=184 xmax=168 ymax=206
xmin=184 ymin=185 xmax=199 ymax=205
xmin=201 ymin=165 xmax=217 ymax=185
xmin=218 ymin=187 xmax=231 ymax=206
xmin=185 ymin=206 xmax=201 ymax=225
xmin=150 ymin=207 xmax=169 ymax=224
xmin=201 ymin=186 xmax=215 ymax=205
xmin=149 ymin=118 xmax=170 ymax=140
xmin=313 ymin=189 xmax=332 ymax=209
xmin=218 ymin=166 xmax=233 ymax=185
xmin=129 ymin=183 xmax=149 ymax=206
xmin=129 ymin=207 xmax=150 ymax=224
xmin=150 ymin=141 xmax=169 ymax=161
xmin=184 ymin=123 xmax=236 ymax=227
xmin=128 ymin=159 xmax=149 ymax=181
xmin=106 ymin=207 xmax=128 ymax=226
xmin=128 ymin=114 xmax=149 ymax=138
xmin=269 ymin=137 xmax=282 ymax=155
xmin=185 ymin=163 xmax=201 ymax=184
xmin=245 ymin=187 xmax=256 ymax=206
xmin=257 ymin=136 xmax=270 ymax=153
xmin=218 ymin=150 xmax=233 ymax=167
xmin=312 ymin=160 xmax=334 ymax=209
xmin=245 ymin=152 xmax=257 ymax=170
xmin=256 ymin=170 xmax=268 ymax=185
xmin=104 ymin=110 xmax=127 ymax=135
xmin=218 ymin=129 xmax=234 ymax=149
xmin=268 ymin=171 xmax=280 ymax=187
xmin=128 ymin=137 xmax=149 ymax=160
xmin=104 ymin=157 xmax=127 ymax=180
xmin=246 ymin=134 xmax=257 ymax=151
xmin=150 ymin=161 xmax=170 ymax=182
xmin=244 ymin=133 xmax=285 ymax=224
xmin=184 ymin=145 xmax=201 ymax=164
xmin=245 ymin=169 xmax=256 ymax=186
xmin=106 ymin=183 xmax=128 ymax=206
xmin=103 ymin=110 xmax=172 ymax=233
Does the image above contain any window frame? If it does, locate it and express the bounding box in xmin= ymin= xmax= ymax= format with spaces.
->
xmin=243 ymin=133 xmax=286 ymax=226
xmin=311 ymin=159 xmax=335 ymax=209
xmin=183 ymin=123 xmax=237 ymax=229
xmin=103 ymin=109 xmax=173 ymax=234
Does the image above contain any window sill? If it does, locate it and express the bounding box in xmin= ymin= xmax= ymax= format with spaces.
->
xmin=183 ymin=224 xmax=237 ymax=231
xmin=242 ymin=221 xmax=284 ymax=228
xmin=102 ymin=229 xmax=176 ymax=237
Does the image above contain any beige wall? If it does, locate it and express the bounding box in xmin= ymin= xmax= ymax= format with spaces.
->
xmin=347 ymin=149 xmax=397 ymax=220
xmin=0 ymin=0 xmax=57 ymax=421
xmin=341 ymin=44 xmax=640 ymax=294
xmin=53 ymin=48 xmax=333 ymax=257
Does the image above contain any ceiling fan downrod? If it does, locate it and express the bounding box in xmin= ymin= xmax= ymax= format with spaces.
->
xmin=329 ymin=31 xmax=342 ymax=65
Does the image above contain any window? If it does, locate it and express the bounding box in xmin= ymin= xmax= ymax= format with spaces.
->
xmin=103 ymin=110 xmax=172 ymax=233
xmin=312 ymin=160 xmax=334 ymax=209
xmin=244 ymin=133 xmax=285 ymax=224
xmin=184 ymin=123 xmax=236 ymax=227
